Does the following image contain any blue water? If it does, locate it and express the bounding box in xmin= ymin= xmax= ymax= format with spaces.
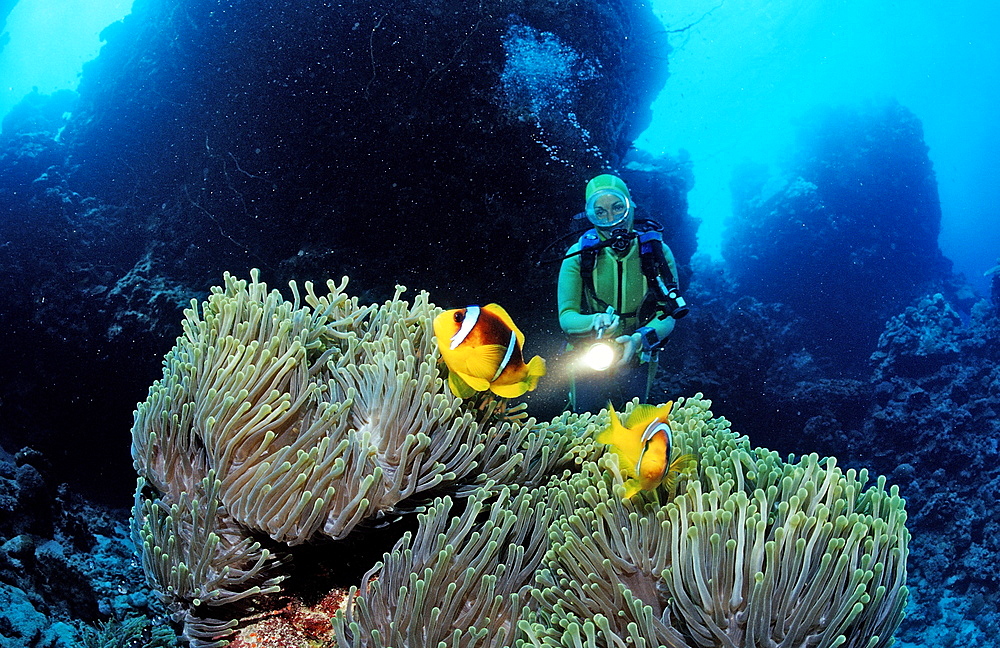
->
xmin=636 ymin=0 xmax=1000 ymax=295
xmin=0 ymin=0 xmax=132 ymax=118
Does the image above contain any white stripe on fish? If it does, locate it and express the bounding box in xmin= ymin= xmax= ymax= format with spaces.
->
xmin=492 ymin=330 xmax=518 ymax=382
xmin=450 ymin=305 xmax=480 ymax=349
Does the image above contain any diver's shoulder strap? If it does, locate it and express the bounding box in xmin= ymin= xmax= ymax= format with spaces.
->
xmin=577 ymin=229 xmax=610 ymax=314
xmin=634 ymin=225 xmax=681 ymax=326
xmin=578 ymin=224 xmax=677 ymax=317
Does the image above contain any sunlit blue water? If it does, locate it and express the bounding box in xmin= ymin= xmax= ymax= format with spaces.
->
xmin=637 ymin=0 xmax=1000 ymax=295
xmin=0 ymin=0 xmax=133 ymax=119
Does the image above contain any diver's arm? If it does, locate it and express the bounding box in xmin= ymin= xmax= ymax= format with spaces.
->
xmin=643 ymin=313 xmax=676 ymax=344
xmin=557 ymin=245 xmax=598 ymax=335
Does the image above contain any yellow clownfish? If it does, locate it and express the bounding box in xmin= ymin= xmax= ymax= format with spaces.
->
xmin=433 ymin=304 xmax=546 ymax=399
xmin=596 ymin=401 xmax=696 ymax=499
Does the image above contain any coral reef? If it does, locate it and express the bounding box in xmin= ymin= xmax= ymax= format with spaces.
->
xmin=860 ymin=296 xmax=1000 ymax=645
xmin=0 ymin=445 xmax=156 ymax=647
xmin=722 ymin=101 xmax=952 ymax=372
xmin=132 ymin=271 xmax=908 ymax=646
xmin=131 ymin=271 xmax=583 ymax=644
xmin=80 ymin=614 xmax=178 ymax=648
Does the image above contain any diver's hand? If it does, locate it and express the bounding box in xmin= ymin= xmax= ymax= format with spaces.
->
xmin=615 ymin=333 xmax=642 ymax=366
xmin=591 ymin=311 xmax=621 ymax=337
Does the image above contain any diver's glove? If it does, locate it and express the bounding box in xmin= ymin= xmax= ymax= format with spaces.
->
xmin=615 ymin=332 xmax=643 ymax=366
xmin=591 ymin=308 xmax=621 ymax=338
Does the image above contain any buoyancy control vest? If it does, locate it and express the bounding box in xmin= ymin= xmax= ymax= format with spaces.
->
xmin=577 ymin=224 xmax=679 ymax=324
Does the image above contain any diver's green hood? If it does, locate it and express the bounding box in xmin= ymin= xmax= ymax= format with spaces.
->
xmin=585 ymin=174 xmax=632 ymax=202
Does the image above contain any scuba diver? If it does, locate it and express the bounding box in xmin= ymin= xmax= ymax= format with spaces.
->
xmin=557 ymin=174 xmax=688 ymax=413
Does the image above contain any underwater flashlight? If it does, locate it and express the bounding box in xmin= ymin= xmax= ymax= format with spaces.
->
xmin=581 ymin=341 xmax=616 ymax=372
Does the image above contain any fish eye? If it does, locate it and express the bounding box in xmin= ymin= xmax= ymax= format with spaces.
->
xmin=453 ymin=311 xmax=465 ymax=323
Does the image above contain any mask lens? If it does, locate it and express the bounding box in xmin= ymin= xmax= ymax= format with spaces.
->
xmin=585 ymin=189 xmax=630 ymax=228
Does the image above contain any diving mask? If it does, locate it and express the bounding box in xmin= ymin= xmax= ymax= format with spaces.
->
xmin=585 ymin=189 xmax=631 ymax=228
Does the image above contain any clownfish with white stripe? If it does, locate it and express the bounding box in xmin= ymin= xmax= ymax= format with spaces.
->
xmin=433 ymin=304 xmax=546 ymax=399
xmin=596 ymin=401 xmax=696 ymax=499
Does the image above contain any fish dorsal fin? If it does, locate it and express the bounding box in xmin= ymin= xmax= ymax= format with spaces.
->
xmin=597 ymin=403 xmax=644 ymax=469
xmin=483 ymin=303 xmax=525 ymax=350
xmin=450 ymin=305 xmax=481 ymax=349
xmin=594 ymin=403 xmax=619 ymax=445
xmin=624 ymin=401 xmax=673 ymax=430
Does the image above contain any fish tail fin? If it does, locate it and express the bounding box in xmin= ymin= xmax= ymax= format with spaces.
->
xmin=522 ymin=355 xmax=546 ymax=391
xmin=527 ymin=355 xmax=546 ymax=379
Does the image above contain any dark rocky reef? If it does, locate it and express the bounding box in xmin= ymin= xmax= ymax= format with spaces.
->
xmin=63 ymin=0 xmax=681 ymax=303
xmin=0 ymin=446 xmax=152 ymax=646
xmin=722 ymin=101 xmax=955 ymax=373
xmin=0 ymin=0 xmax=693 ymax=503
xmin=861 ymin=296 xmax=1000 ymax=645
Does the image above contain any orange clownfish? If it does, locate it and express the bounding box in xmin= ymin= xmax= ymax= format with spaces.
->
xmin=596 ymin=401 xmax=696 ymax=499
xmin=433 ymin=304 xmax=546 ymax=399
